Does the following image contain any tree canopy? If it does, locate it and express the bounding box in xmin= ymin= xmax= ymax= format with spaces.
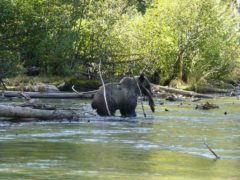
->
xmin=0 ymin=0 xmax=239 ymax=85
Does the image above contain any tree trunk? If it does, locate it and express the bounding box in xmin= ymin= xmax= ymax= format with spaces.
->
xmin=173 ymin=51 xmax=184 ymax=80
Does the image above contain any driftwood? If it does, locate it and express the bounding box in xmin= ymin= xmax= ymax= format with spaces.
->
xmin=0 ymin=91 xmax=89 ymax=120
xmin=204 ymin=142 xmax=220 ymax=159
xmin=0 ymin=104 xmax=85 ymax=120
xmin=152 ymin=84 xmax=214 ymax=98
xmin=17 ymin=92 xmax=56 ymax=110
xmin=20 ymin=100 xmax=57 ymax=110
xmin=0 ymin=90 xmax=97 ymax=99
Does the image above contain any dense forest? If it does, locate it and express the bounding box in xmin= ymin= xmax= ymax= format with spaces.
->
xmin=0 ymin=0 xmax=239 ymax=87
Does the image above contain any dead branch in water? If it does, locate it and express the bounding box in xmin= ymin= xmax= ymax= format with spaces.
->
xmin=195 ymin=102 xmax=219 ymax=110
xmin=98 ymin=58 xmax=111 ymax=116
xmin=204 ymin=142 xmax=220 ymax=159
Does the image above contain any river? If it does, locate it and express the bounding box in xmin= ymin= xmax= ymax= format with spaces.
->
xmin=0 ymin=97 xmax=239 ymax=179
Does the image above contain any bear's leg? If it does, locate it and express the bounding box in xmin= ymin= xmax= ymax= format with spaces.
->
xmin=120 ymin=109 xmax=136 ymax=117
xmin=97 ymin=108 xmax=115 ymax=116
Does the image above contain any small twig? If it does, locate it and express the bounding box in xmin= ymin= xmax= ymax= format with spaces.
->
xmin=72 ymin=85 xmax=97 ymax=95
xmin=140 ymin=100 xmax=146 ymax=117
xmin=131 ymin=74 xmax=146 ymax=118
xmin=98 ymin=58 xmax=111 ymax=116
xmin=135 ymin=81 xmax=146 ymax=118
xmin=72 ymin=85 xmax=82 ymax=95
xmin=0 ymin=79 xmax=7 ymax=90
xmin=19 ymin=92 xmax=31 ymax=101
xmin=204 ymin=142 xmax=220 ymax=159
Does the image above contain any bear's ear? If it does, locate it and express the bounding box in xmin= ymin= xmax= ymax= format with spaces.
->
xmin=139 ymin=73 xmax=145 ymax=82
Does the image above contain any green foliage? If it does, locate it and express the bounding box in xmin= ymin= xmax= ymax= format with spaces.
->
xmin=64 ymin=78 xmax=101 ymax=92
xmin=0 ymin=0 xmax=239 ymax=85
xmin=0 ymin=51 xmax=23 ymax=79
xmin=116 ymin=0 xmax=240 ymax=84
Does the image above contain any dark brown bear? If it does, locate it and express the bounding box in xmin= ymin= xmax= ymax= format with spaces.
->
xmin=91 ymin=74 xmax=155 ymax=117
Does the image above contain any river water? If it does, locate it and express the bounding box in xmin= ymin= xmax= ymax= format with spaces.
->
xmin=0 ymin=97 xmax=239 ymax=179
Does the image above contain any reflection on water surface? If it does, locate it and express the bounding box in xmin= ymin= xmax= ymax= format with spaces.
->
xmin=0 ymin=98 xmax=239 ymax=179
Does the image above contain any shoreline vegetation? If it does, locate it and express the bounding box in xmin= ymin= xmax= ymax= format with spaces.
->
xmin=0 ymin=74 xmax=239 ymax=121
xmin=1 ymin=75 xmax=239 ymax=96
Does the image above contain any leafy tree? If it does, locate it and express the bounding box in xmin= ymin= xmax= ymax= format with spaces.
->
xmin=117 ymin=0 xmax=240 ymax=85
xmin=0 ymin=0 xmax=239 ymax=86
xmin=0 ymin=0 xmax=24 ymax=88
xmin=0 ymin=51 xmax=23 ymax=89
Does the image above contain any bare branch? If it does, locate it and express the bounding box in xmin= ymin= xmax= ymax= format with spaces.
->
xmin=204 ymin=142 xmax=220 ymax=159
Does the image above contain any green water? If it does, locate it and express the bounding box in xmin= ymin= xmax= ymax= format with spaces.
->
xmin=0 ymin=97 xmax=239 ymax=180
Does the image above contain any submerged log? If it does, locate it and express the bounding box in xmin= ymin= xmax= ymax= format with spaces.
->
xmin=195 ymin=102 xmax=219 ymax=110
xmin=0 ymin=90 xmax=97 ymax=99
xmin=152 ymin=84 xmax=214 ymax=98
xmin=0 ymin=105 xmax=85 ymax=120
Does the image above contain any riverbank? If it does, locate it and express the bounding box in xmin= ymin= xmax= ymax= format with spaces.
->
xmin=1 ymin=75 xmax=240 ymax=98
xmin=2 ymin=75 xmax=101 ymax=93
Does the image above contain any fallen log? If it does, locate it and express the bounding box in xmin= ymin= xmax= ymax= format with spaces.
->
xmin=152 ymin=84 xmax=214 ymax=98
xmin=0 ymin=90 xmax=97 ymax=99
xmin=0 ymin=105 xmax=85 ymax=120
